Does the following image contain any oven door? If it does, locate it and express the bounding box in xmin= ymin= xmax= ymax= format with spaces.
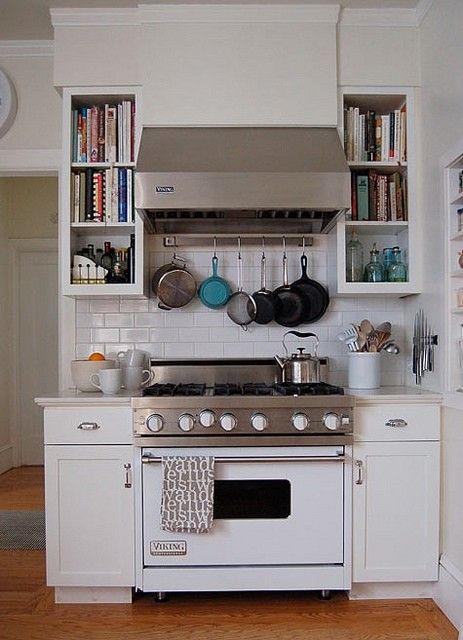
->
xmin=142 ymin=445 xmax=346 ymax=567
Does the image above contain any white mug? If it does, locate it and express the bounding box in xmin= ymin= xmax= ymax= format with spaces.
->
xmin=122 ymin=366 xmax=153 ymax=391
xmin=117 ymin=349 xmax=146 ymax=368
xmin=91 ymin=368 xmax=122 ymax=395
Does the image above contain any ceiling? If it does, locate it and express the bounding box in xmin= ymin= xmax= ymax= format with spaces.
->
xmin=0 ymin=0 xmax=421 ymax=41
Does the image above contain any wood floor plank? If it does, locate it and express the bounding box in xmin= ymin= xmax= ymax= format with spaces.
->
xmin=0 ymin=467 xmax=458 ymax=640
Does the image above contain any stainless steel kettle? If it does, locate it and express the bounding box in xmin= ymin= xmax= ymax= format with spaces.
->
xmin=274 ymin=331 xmax=320 ymax=383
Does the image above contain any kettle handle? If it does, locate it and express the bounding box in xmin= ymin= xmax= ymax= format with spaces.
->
xmin=282 ymin=331 xmax=319 ymax=357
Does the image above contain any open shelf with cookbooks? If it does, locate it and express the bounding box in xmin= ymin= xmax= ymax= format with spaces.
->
xmin=329 ymin=86 xmax=420 ymax=297
xmin=60 ymin=87 xmax=145 ymax=296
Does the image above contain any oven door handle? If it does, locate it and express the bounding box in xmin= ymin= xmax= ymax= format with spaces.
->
xmin=141 ymin=454 xmax=346 ymax=464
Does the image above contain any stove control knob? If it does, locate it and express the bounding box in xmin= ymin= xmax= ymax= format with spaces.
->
xmin=292 ymin=412 xmax=310 ymax=431
xmin=199 ymin=410 xmax=216 ymax=428
xmin=178 ymin=413 xmax=195 ymax=432
xmin=219 ymin=413 xmax=237 ymax=432
xmin=323 ymin=412 xmax=342 ymax=431
xmin=251 ymin=413 xmax=268 ymax=431
xmin=146 ymin=413 xmax=164 ymax=433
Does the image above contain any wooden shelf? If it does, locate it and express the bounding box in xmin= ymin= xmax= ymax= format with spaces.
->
xmin=71 ymin=162 xmax=135 ymax=169
xmin=451 ymin=308 xmax=463 ymax=314
xmin=450 ymin=270 xmax=463 ymax=278
xmin=348 ymin=161 xmax=407 ymax=170
xmin=450 ymin=193 xmax=463 ymax=206
xmin=450 ymin=231 xmax=463 ymax=241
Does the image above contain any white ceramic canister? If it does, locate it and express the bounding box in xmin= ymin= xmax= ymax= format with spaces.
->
xmin=348 ymin=352 xmax=380 ymax=389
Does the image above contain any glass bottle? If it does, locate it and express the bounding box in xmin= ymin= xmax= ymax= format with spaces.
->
xmin=364 ymin=242 xmax=384 ymax=282
xmin=382 ymin=247 xmax=394 ymax=273
xmin=107 ymin=250 xmax=127 ymax=283
xmin=87 ymin=243 xmax=95 ymax=263
xmin=387 ymin=246 xmax=407 ymax=282
xmin=346 ymin=232 xmax=364 ymax=282
xmin=95 ymin=248 xmax=103 ymax=267
xmin=101 ymin=241 xmax=113 ymax=272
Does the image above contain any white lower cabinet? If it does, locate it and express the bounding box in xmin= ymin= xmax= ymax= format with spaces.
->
xmin=352 ymin=403 xmax=440 ymax=584
xmin=45 ymin=443 xmax=135 ymax=587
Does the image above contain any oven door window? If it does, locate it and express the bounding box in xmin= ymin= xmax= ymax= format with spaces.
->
xmin=213 ymin=479 xmax=290 ymax=519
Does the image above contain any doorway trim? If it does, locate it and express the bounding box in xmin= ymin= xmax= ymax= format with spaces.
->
xmin=8 ymin=238 xmax=58 ymax=467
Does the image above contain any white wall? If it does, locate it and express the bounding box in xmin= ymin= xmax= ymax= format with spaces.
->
xmin=414 ymin=0 xmax=463 ymax=627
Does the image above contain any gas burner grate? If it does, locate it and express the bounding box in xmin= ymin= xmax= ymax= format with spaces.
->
xmin=274 ymin=382 xmax=344 ymax=396
xmin=142 ymin=383 xmax=206 ymax=397
xmin=213 ymin=383 xmax=242 ymax=396
xmin=241 ymin=383 xmax=275 ymax=396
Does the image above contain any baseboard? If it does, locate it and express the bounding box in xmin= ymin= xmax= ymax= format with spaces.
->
xmin=54 ymin=587 xmax=133 ymax=604
xmin=434 ymin=554 xmax=463 ymax=632
xmin=349 ymin=581 xmax=435 ymax=600
xmin=0 ymin=444 xmax=14 ymax=475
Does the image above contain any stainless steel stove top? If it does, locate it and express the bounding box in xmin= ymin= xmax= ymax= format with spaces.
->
xmin=132 ymin=359 xmax=354 ymax=446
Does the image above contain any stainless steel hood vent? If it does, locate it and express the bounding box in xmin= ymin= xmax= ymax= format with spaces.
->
xmin=135 ymin=127 xmax=350 ymax=234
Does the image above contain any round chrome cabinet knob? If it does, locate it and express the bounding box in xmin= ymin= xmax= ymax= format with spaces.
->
xmin=178 ymin=413 xmax=195 ymax=432
xmin=292 ymin=412 xmax=310 ymax=431
xmin=250 ymin=413 xmax=268 ymax=431
xmin=219 ymin=413 xmax=237 ymax=432
xmin=323 ymin=412 xmax=342 ymax=431
xmin=198 ymin=410 xmax=216 ymax=428
xmin=146 ymin=413 xmax=164 ymax=433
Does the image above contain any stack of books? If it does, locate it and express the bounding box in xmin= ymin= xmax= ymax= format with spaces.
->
xmin=351 ymin=171 xmax=407 ymax=222
xmin=71 ymin=100 xmax=135 ymax=164
xmin=344 ymin=105 xmax=406 ymax=163
xmin=71 ymin=167 xmax=133 ymax=223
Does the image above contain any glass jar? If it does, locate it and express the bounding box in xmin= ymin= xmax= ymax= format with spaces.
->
xmin=364 ymin=242 xmax=384 ymax=282
xmin=382 ymin=247 xmax=394 ymax=273
xmin=387 ymin=246 xmax=407 ymax=282
xmin=346 ymin=232 xmax=364 ymax=282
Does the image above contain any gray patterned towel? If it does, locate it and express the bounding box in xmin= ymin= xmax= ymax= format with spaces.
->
xmin=160 ymin=456 xmax=215 ymax=533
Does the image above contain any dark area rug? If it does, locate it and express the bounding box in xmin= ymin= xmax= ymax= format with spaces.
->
xmin=0 ymin=510 xmax=45 ymax=550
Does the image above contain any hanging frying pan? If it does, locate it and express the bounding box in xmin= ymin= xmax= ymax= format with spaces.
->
xmin=291 ymin=254 xmax=330 ymax=323
xmin=273 ymin=247 xmax=305 ymax=328
xmin=252 ymin=240 xmax=276 ymax=325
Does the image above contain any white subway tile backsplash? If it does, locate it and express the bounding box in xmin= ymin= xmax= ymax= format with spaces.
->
xmin=120 ymin=298 xmax=150 ymax=312
xmin=135 ymin=313 xmax=166 ymax=328
xmin=91 ymin=328 xmax=120 ymax=343
xmin=76 ymin=313 xmax=105 ymax=328
xmin=165 ymin=342 xmax=195 ymax=358
xmin=120 ymin=328 xmax=150 ymax=343
xmin=89 ymin=299 xmax=120 ymax=313
xmin=223 ymin=343 xmax=254 ymax=358
xmin=105 ymin=313 xmax=134 ymax=328
xmin=74 ymin=245 xmax=406 ymax=383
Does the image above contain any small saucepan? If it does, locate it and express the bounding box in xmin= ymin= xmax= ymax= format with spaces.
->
xmin=198 ymin=255 xmax=232 ymax=309
xmin=152 ymin=254 xmax=197 ymax=311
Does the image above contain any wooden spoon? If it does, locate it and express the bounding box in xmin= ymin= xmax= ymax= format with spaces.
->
xmin=360 ymin=319 xmax=373 ymax=335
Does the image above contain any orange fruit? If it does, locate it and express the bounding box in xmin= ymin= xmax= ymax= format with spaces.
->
xmin=88 ymin=352 xmax=106 ymax=361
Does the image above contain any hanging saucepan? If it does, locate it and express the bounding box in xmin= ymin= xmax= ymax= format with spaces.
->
xmin=151 ymin=254 xmax=197 ymax=311
xmin=291 ymin=252 xmax=329 ymax=323
xmin=252 ymin=238 xmax=276 ymax=325
xmin=273 ymin=240 xmax=306 ymax=328
xmin=198 ymin=240 xmax=232 ymax=309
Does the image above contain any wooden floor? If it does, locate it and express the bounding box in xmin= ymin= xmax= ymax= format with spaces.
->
xmin=0 ymin=467 xmax=458 ymax=640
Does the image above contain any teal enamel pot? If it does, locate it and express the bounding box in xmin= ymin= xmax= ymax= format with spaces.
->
xmin=198 ymin=256 xmax=232 ymax=309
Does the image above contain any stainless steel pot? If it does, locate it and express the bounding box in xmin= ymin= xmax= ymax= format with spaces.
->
xmin=274 ymin=331 xmax=320 ymax=383
xmin=152 ymin=255 xmax=197 ymax=311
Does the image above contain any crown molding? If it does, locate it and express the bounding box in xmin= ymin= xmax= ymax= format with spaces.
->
xmin=139 ymin=4 xmax=340 ymax=24
xmin=50 ymin=8 xmax=139 ymax=28
xmin=340 ymin=7 xmax=417 ymax=27
xmin=0 ymin=40 xmax=53 ymax=57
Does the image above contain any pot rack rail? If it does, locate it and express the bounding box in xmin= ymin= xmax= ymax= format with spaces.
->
xmin=162 ymin=235 xmax=314 ymax=249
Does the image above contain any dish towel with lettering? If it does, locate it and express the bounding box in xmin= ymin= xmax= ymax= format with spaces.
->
xmin=160 ymin=456 xmax=215 ymax=533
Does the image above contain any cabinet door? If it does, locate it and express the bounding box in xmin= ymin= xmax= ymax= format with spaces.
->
xmin=45 ymin=445 xmax=134 ymax=587
xmin=353 ymin=441 xmax=439 ymax=582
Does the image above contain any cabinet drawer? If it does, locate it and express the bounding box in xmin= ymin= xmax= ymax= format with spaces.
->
xmin=354 ymin=404 xmax=440 ymax=441
xmin=44 ymin=407 xmax=132 ymax=444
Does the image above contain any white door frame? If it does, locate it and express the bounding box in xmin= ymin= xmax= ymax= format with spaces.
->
xmin=8 ymin=238 xmax=58 ymax=466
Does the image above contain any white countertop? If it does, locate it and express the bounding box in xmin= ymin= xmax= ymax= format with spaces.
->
xmin=36 ymin=386 xmax=442 ymax=407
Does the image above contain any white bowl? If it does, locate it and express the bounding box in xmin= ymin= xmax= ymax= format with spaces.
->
xmin=71 ymin=359 xmax=117 ymax=392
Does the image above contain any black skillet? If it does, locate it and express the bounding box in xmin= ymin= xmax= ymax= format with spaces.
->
xmin=252 ymin=252 xmax=276 ymax=325
xmin=273 ymin=252 xmax=306 ymax=327
xmin=291 ymin=254 xmax=329 ymax=323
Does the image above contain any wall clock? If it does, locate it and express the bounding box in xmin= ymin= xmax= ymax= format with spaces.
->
xmin=0 ymin=68 xmax=17 ymax=138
